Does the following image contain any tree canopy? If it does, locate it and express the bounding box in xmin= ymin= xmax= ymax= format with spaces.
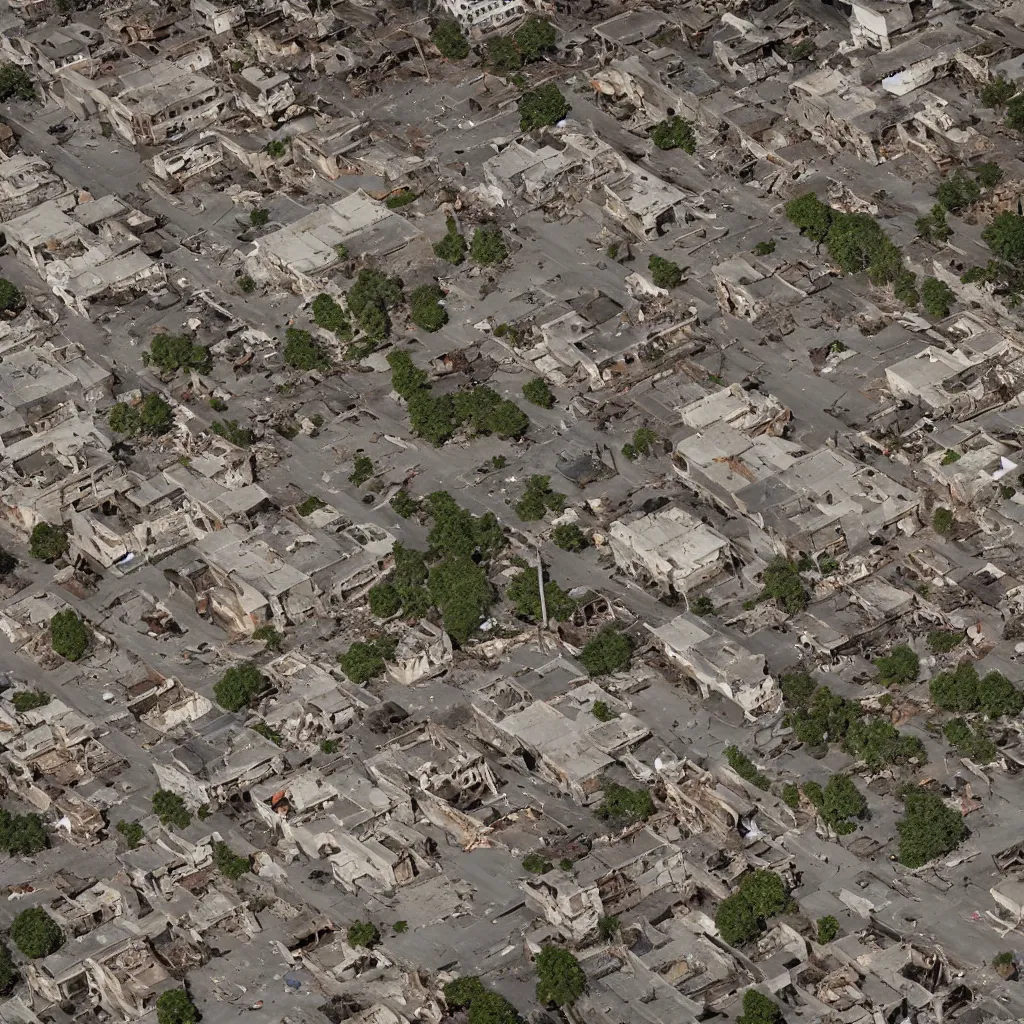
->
xmin=147 ymin=333 xmax=211 ymax=374
xmin=579 ymin=627 xmax=633 ymax=676
xmin=409 ymin=284 xmax=449 ymax=332
xmin=0 ymin=809 xmax=47 ymax=855
xmin=284 ymin=327 xmax=330 ymax=371
xmin=338 ymin=635 xmax=397 ymax=684
xmin=0 ymin=64 xmax=34 ymax=101
xmin=535 ymin=945 xmax=587 ymax=1006
xmin=10 ymin=907 xmax=62 ymax=959
xmin=156 ymin=989 xmax=198 ymax=1024
xmin=431 ymin=19 xmax=469 ymax=60
xmin=897 ymin=790 xmax=968 ymax=867
xmin=650 ymin=116 xmax=696 ymax=153
xmin=29 ymin=522 xmax=68 ymax=562
xmin=153 ymin=790 xmax=191 ymax=830
xmin=50 ymin=610 xmax=89 ymax=661
xmin=213 ymin=663 xmax=267 ymax=712
xmin=519 ymin=84 xmax=571 ymax=131
xmin=983 ymin=212 xmax=1024 ymax=264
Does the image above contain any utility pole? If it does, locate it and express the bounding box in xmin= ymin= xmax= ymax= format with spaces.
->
xmin=537 ymin=542 xmax=548 ymax=629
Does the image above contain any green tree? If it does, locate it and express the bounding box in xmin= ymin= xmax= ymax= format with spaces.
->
xmin=519 ymin=84 xmax=571 ymax=131
xmin=0 ymin=941 xmax=16 ymax=994
xmin=816 ymin=915 xmax=839 ymax=943
xmin=921 ymin=277 xmax=954 ymax=317
xmin=156 ymin=988 xmax=197 ymax=1024
xmin=648 ymin=255 xmax=682 ymax=288
xmin=943 ymin=717 xmax=997 ymax=763
xmin=622 ymin=426 xmax=659 ymax=460
xmin=897 ymin=790 xmax=967 ymax=867
xmin=933 ymin=507 xmax=954 ymax=534
xmin=347 ymin=268 xmax=404 ymax=340
xmin=387 ymin=350 xmax=429 ymax=399
xmin=977 ymin=669 xmax=1024 ymax=717
xmin=757 ymin=558 xmax=808 ymax=613
xmin=976 ymin=161 xmax=1003 ymax=187
xmin=470 ymin=227 xmax=508 ymax=266
xmin=347 ymin=920 xmax=380 ymax=948
xmin=409 ymin=389 xmax=457 ymax=446
xmin=250 ymin=208 xmax=270 ymax=226
xmin=894 ymin=270 xmax=919 ymax=306
xmin=109 ymin=402 xmax=140 ymax=435
xmin=431 ymin=19 xmax=469 ymax=59
xmin=981 ymin=75 xmax=1017 ymax=107
xmin=514 ymin=16 xmax=556 ymax=59
xmin=368 ymin=582 xmax=402 ymax=618
xmin=0 ymin=278 xmax=22 ymax=315
xmin=516 ymin=475 xmax=565 ymax=520
xmin=535 ymin=945 xmax=586 ymax=1006
xmin=152 ymin=790 xmax=191 ymax=829
xmin=740 ymin=870 xmax=791 ymax=918
xmin=389 ymin=489 xmax=421 ymax=518
xmin=10 ymin=908 xmax=62 ymax=959
xmin=1004 ymin=94 xmax=1024 ymax=129
xmin=0 ymin=546 xmax=16 ymax=576
xmin=737 ymin=990 xmax=783 ymax=1024
xmin=429 ymin=555 xmax=493 ymax=643
xmin=139 ymin=394 xmax=173 ymax=434
xmin=29 ymin=521 xmax=68 ymax=562
xmin=552 ymin=522 xmax=587 ymax=551
xmin=982 ymin=212 xmax=1024 ymax=263
xmin=845 ymin=717 xmax=925 ymax=769
xmin=915 ymin=204 xmax=951 ymax=244
xmin=784 ymin=192 xmax=834 ymax=242
xmin=725 ymin=746 xmax=770 ymax=790
xmin=410 ymin=284 xmax=449 ymax=332
xmin=116 ymin=820 xmax=144 ymax=849
xmin=486 ymin=35 xmax=522 ymax=74
xmin=0 ymin=64 xmax=34 ymax=101
xmin=930 ymin=660 xmax=980 ymax=712
xmin=0 ymin=810 xmax=47 ymax=855
xmin=650 ymin=115 xmax=696 ymax=153
xmin=522 ymin=377 xmax=554 ymax=408
xmin=11 ymin=690 xmax=49 ymax=713
xmin=596 ymin=781 xmax=654 ymax=823
xmin=338 ymin=635 xmax=396 ymax=683
xmin=936 ymin=170 xmax=981 ymax=212
xmin=580 ymin=627 xmax=632 ymax=676
xmin=928 ymin=629 xmax=964 ymax=656
xmin=467 ymin=991 xmax=522 ymax=1024
xmin=213 ymin=841 xmax=251 ymax=879
xmin=50 ymin=609 xmax=89 ymax=661
xmin=284 ymin=327 xmax=330 ymax=371
xmin=252 ymin=625 xmax=283 ymax=651
xmin=444 ymin=977 xmax=487 ymax=1009
xmin=213 ymin=663 xmax=267 ymax=712
xmin=311 ymin=292 xmax=350 ymax=335
xmin=434 ymin=217 xmax=467 ymax=264
xmin=522 ymin=852 xmax=553 ymax=874
xmin=715 ymin=892 xmax=760 ymax=946
xmin=148 ymin=333 xmax=211 ymax=374
xmin=506 ymin=569 xmax=575 ymax=622
xmin=874 ymin=644 xmax=918 ymax=687
xmin=826 ymin=212 xmax=904 ymax=285
xmin=349 ymin=456 xmax=374 ymax=486
xmin=820 ymin=775 xmax=867 ymax=833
